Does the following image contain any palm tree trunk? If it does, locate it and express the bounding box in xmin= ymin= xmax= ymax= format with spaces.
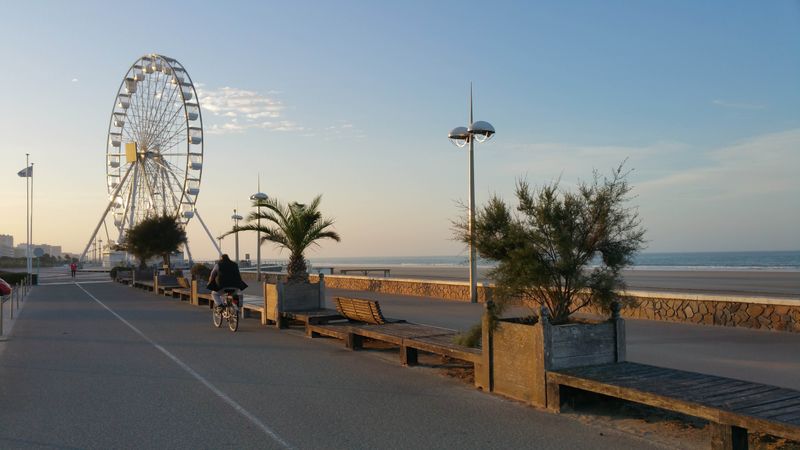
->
xmin=287 ymin=251 xmax=308 ymax=283
xmin=163 ymin=253 xmax=171 ymax=275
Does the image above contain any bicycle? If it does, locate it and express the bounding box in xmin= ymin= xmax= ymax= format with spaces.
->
xmin=212 ymin=288 xmax=240 ymax=332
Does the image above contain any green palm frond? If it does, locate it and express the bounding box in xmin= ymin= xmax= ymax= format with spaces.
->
xmin=223 ymin=194 xmax=340 ymax=280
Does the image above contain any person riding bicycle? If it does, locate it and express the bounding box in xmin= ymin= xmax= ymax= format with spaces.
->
xmin=206 ymin=254 xmax=248 ymax=312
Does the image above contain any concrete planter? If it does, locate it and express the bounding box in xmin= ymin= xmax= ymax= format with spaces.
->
xmin=265 ymin=275 xmax=326 ymax=327
xmin=483 ymin=305 xmax=625 ymax=407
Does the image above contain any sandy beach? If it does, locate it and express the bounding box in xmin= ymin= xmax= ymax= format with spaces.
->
xmin=320 ymin=265 xmax=799 ymax=299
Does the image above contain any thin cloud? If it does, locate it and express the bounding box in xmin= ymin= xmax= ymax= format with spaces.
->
xmin=71 ymin=78 xmax=79 ymax=82
xmin=196 ymin=85 xmax=304 ymax=134
xmin=322 ymin=120 xmax=366 ymax=141
xmin=637 ymin=128 xmax=800 ymax=198
xmin=712 ymin=99 xmax=766 ymax=110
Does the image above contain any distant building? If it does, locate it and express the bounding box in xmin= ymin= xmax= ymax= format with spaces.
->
xmin=0 ymin=234 xmax=13 ymax=258
xmin=14 ymin=243 xmax=62 ymax=258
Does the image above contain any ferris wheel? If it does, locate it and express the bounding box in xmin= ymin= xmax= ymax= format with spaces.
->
xmin=81 ymin=54 xmax=220 ymax=263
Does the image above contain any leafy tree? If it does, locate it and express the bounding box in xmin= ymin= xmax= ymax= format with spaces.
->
xmin=454 ymin=164 xmax=645 ymax=325
xmin=226 ymin=195 xmax=340 ymax=283
xmin=124 ymin=214 xmax=187 ymax=272
xmin=190 ymin=263 xmax=211 ymax=281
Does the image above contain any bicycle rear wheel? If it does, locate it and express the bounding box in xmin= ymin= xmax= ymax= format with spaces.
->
xmin=227 ymin=306 xmax=239 ymax=332
xmin=212 ymin=305 xmax=223 ymax=328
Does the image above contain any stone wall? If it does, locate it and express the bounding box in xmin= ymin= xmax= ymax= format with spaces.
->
xmin=311 ymin=274 xmax=493 ymax=302
xmin=587 ymin=292 xmax=800 ymax=333
xmin=313 ymin=274 xmax=800 ymax=333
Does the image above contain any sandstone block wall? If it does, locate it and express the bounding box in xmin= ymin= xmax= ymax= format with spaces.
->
xmin=311 ymin=274 xmax=492 ymax=302
xmin=599 ymin=294 xmax=800 ymax=333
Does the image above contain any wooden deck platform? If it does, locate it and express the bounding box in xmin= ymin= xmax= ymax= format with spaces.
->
xmin=134 ymin=280 xmax=154 ymax=291
xmin=547 ymin=362 xmax=800 ymax=447
xmin=282 ymin=308 xmax=343 ymax=325
xmin=307 ymin=321 xmax=482 ymax=368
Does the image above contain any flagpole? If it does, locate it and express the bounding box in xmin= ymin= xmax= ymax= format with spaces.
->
xmin=25 ymin=154 xmax=30 ymax=275
xmin=30 ymin=162 xmax=34 ymax=276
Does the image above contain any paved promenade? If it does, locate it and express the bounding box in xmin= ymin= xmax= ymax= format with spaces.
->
xmin=0 ymin=280 xmax=661 ymax=449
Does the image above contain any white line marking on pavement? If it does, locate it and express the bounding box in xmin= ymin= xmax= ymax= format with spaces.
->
xmin=75 ymin=283 xmax=293 ymax=449
xmin=39 ymin=280 xmax=112 ymax=286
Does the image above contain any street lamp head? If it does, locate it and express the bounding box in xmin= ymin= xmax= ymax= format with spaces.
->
xmin=231 ymin=214 xmax=243 ymax=221
xmin=448 ymin=126 xmax=469 ymax=148
xmin=250 ymin=192 xmax=268 ymax=201
xmin=468 ymin=121 xmax=495 ymax=143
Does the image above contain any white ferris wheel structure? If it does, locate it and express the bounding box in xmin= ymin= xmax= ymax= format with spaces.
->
xmin=80 ymin=53 xmax=220 ymax=263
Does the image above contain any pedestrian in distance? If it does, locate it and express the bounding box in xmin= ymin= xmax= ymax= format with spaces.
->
xmin=70 ymin=262 xmax=77 ymax=278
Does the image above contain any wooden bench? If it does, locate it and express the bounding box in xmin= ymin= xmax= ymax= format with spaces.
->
xmin=116 ymin=271 xmax=133 ymax=285
xmin=338 ymin=268 xmax=391 ymax=277
xmin=171 ymin=277 xmax=192 ymax=301
xmin=156 ymin=275 xmax=182 ymax=295
xmin=131 ymin=270 xmax=154 ymax=290
xmin=335 ymin=297 xmax=393 ymax=325
xmin=135 ymin=280 xmax=155 ymax=291
xmin=197 ymin=289 xmax=215 ymax=307
xmin=307 ymin=321 xmax=481 ymax=365
xmin=308 ymin=299 xmax=483 ymax=371
xmin=546 ymin=362 xmax=800 ymax=449
xmin=279 ymin=309 xmax=343 ymax=327
xmin=241 ymin=295 xmax=267 ymax=324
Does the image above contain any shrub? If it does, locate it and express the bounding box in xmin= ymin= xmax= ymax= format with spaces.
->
xmin=190 ymin=263 xmax=211 ymax=281
xmin=109 ymin=266 xmax=131 ymax=279
xmin=0 ymin=272 xmax=30 ymax=285
xmin=454 ymin=163 xmax=646 ymax=324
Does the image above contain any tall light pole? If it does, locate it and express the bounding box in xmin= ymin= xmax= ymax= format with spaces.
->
xmin=231 ymin=209 xmax=243 ymax=265
xmin=250 ymin=186 xmax=268 ymax=282
xmin=448 ymin=84 xmax=495 ymax=304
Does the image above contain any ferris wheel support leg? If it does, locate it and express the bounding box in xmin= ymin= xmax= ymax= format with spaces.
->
xmin=194 ymin=209 xmax=221 ymax=256
xmin=79 ymin=164 xmax=134 ymax=262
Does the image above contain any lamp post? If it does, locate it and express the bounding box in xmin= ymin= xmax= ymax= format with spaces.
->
xmin=231 ymin=209 xmax=243 ymax=265
xmin=250 ymin=191 xmax=268 ymax=281
xmin=448 ymin=85 xmax=495 ymax=304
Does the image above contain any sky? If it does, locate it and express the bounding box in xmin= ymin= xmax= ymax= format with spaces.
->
xmin=0 ymin=1 xmax=798 ymax=261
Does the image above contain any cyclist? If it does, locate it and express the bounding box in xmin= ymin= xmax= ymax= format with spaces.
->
xmin=206 ymin=254 xmax=248 ymax=312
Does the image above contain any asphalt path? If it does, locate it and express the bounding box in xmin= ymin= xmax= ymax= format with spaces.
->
xmin=0 ymin=282 xmax=661 ymax=449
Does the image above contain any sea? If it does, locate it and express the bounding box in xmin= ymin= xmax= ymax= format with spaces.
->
xmin=308 ymin=251 xmax=800 ymax=272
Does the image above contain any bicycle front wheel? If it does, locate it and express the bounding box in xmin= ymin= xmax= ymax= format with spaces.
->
xmin=212 ymin=306 xmax=223 ymax=328
xmin=227 ymin=306 xmax=239 ymax=332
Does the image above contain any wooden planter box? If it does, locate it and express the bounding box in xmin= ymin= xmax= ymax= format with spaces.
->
xmin=265 ymin=275 xmax=326 ymax=326
xmin=483 ymin=306 xmax=625 ymax=407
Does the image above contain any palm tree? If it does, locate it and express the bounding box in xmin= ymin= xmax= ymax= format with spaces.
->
xmin=124 ymin=214 xmax=188 ymax=272
xmin=227 ymin=195 xmax=340 ymax=283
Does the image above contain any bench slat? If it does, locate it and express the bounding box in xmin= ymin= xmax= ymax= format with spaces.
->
xmin=771 ymin=412 xmax=800 ymax=423
xmin=702 ymin=385 xmax=782 ymax=404
xmin=759 ymin=403 xmax=800 ymax=419
xmin=729 ymin=394 xmax=800 ymax=414
xmin=335 ymin=297 xmax=387 ymax=325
